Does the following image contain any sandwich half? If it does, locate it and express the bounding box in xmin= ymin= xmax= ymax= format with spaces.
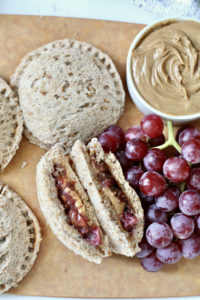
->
xmin=71 ymin=138 xmax=144 ymax=256
xmin=36 ymin=144 xmax=110 ymax=264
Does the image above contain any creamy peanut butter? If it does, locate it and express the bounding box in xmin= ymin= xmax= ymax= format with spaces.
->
xmin=132 ymin=20 xmax=200 ymax=115
xmin=103 ymin=188 xmax=125 ymax=214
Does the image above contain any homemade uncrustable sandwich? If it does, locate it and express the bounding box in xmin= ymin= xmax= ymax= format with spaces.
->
xmin=0 ymin=78 xmax=23 ymax=170
xmin=37 ymin=139 xmax=144 ymax=262
xmin=36 ymin=144 xmax=111 ymax=264
xmin=71 ymin=139 xmax=144 ymax=256
xmin=0 ymin=182 xmax=41 ymax=294
xmin=11 ymin=39 xmax=125 ymax=153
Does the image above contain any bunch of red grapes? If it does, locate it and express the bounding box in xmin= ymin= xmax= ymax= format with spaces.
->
xmin=98 ymin=114 xmax=200 ymax=272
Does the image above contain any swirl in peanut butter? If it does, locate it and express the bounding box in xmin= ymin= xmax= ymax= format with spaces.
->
xmin=132 ymin=21 xmax=200 ymax=115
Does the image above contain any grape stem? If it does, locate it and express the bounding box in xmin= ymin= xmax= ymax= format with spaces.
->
xmin=155 ymin=121 xmax=181 ymax=153
xmin=179 ymin=182 xmax=186 ymax=192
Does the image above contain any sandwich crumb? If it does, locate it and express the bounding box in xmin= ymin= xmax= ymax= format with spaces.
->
xmin=21 ymin=161 xmax=28 ymax=168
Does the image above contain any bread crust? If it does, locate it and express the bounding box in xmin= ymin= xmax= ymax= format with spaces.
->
xmin=71 ymin=139 xmax=144 ymax=256
xmin=0 ymin=182 xmax=41 ymax=294
xmin=36 ymin=144 xmax=110 ymax=264
xmin=0 ymin=78 xmax=23 ymax=170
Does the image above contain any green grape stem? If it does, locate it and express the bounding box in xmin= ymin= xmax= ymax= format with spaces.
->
xmin=179 ymin=182 xmax=186 ymax=192
xmin=155 ymin=121 xmax=181 ymax=153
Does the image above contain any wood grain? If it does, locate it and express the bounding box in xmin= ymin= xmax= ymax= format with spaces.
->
xmin=0 ymin=15 xmax=200 ymax=297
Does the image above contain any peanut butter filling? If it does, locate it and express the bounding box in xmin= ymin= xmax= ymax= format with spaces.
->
xmin=89 ymin=154 xmax=138 ymax=234
xmin=132 ymin=20 xmax=200 ymax=116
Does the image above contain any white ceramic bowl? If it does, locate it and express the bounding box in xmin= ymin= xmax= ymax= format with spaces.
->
xmin=126 ymin=18 xmax=200 ymax=125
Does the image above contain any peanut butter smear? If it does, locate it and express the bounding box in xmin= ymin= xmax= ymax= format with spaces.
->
xmin=132 ymin=21 xmax=200 ymax=116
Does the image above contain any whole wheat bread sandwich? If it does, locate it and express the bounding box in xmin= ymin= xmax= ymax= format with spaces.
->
xmin=36 ymin=144 xmax=111 ymax=264
xmin=0 ymin=182 xmax=41 ymax=294
xmin=11 ymin=39 xmax=125 ymax=153
xmin=0 ymin=78 xmax=23 ymax=170
xmin=71 ymin=138 xmax=144 ymax=257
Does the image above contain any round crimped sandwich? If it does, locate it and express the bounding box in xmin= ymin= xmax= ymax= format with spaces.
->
xmin=0 ymin=78 xmax=23 ymax=170
xmin=36 ymin=144 xmax=111 ymax=264
xmin=71 ymin=138 xmax=144 ymax=257
xmin=11 ymin=39 xmax=125 ymax=153
xmin=0 ymin=182 xmax=41 ymax=294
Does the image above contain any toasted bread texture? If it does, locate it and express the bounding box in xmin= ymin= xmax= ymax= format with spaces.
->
xmin=71 ymin=139 xmax=144 ymax=257
xmin=0 ymin=182 xmax=41 ymax=294
xmin=0 ymin=78 xmax=23 ymax=170
xmin=11 ymin=39 xmax=125 ymax=153
xmin=36 ymin=144 xmax=111 ymax=264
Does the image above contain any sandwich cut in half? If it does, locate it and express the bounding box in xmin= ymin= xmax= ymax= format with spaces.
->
xmin=71 ymin=138 xmax=144 ymax=257
xmin=36 ymin=144 xmax=111 ymax=264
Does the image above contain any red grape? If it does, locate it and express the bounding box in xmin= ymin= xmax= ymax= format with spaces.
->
xmin=124 ymin=126 xmax=146 ymax=142
xmin=140 ymin=114 xmax=164 ymax=138
xmin=169 ymin=186 xmax=181 ymax=198
xmin=187 ymin=167 xmax=200 ymax=192
xmin=149 ymin=133 xmax=165 ymax=147
xmin=163 ymin=157 xmax=190 ymax=183
xmin=146 ymin=204 xmax=168 ymax=224
xmin=170 ymin=213 xmax=194 ymax=239
xmin=98 ymin=132 xmax=119 ymax=153
xmin=156 ymin=242 xmax=181 ymax=264
xmin=195 ymin=215 xmax=200 ymax=231
xmin=139 ymin=171 xmax=166 ymax=196
xmin=176 ymin=126 xmax=188 ymax=143
xmin=125 ymin=166 xmax=144 ymax=188
xmin=155 ymin=187 xmax=178 ymax=212
xmin=115 ymin=150 xmax=132 ymax=170
xmin=140 ymin=251 xmax=164 ymax=272
xmin=179 ymin=190 xmax=200 ymax=216
xmin=143 ymin=149 xmax=166 ymax=172
xmin=107 ymin=125 xmax=124 ymax=145
xmin=146 ymin=222 xmax=173 ymax=248
xmin=179 ymin=233 xmax=200 ymax=259
xmin=125 ymin=138 xmax=148 ymax=161
xmin=181 ymin=139 xmax=200 ymax=164
xmin=178 ymin=127 xmax=200 ymax=146
xmin=136 ymin=237 xmax=154 ymax=258
xmin=138 ymin=191 xmax=154 ymax=204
